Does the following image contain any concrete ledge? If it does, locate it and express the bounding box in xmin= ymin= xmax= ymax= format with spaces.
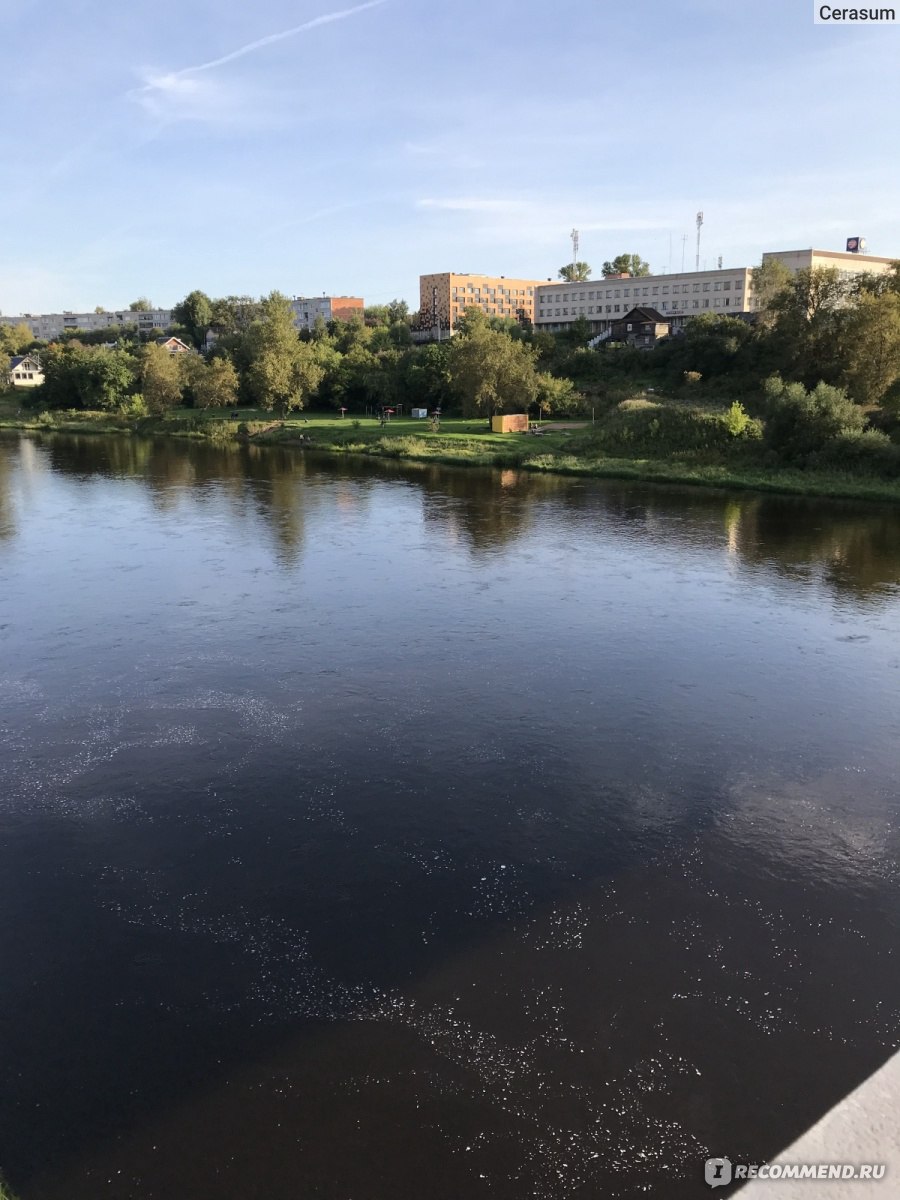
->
xmin=740 ymin=1049 xmax=900 ymax=1197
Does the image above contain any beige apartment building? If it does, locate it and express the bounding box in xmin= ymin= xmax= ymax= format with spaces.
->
xmin=762 ymin=247 xmax=897 ymax=279
xmin=418 ymin=273 xmax=546 ymax=333
xmin=534 ymin=247 xmax=897 ymax=337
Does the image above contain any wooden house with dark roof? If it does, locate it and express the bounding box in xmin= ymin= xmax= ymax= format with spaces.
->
xmin=610 ymin=307 xmax=670 ymax=349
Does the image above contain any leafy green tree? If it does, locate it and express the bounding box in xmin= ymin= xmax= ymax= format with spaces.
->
xmin=40 ymin=343 xmax=136 ymax=410
xmin=182 ymin=355 xmax=240 ymax=409
xmin=767 ymin=267 xmax=853 ymax=387
xmin=749 ymin=258 xmax=793 ymax=323
xmin=93 ymin=349 xmax=138 ymax=410
xmin=210 ymin=295 xmax=261 ymax=335
xmin=558 ymin=262 xmax=592 ymax=282
xmin=842 ymin=292 xmax=900 ymax=406
xmin=128 ymin=297 xmax=154 ymax=312
xmin=602 ymin=254 xmax=650 ymax=277
xmin=536 ymin=372 xmax=579 ymax=415
xmin=0 ymin=322 xmax=36 ymax=356
xmin=448 ymin=310 xmax=541 ymax=417
xmin=39 ymin=343 xmax=88 ymax=408
xmin=172 ymin=290 xmax=213 ymax=350
xmin=401 ymin=342 xmax=451 ymax=410
xmin=247 ymin=291 xmax=324 ymax=417
xmin=140 ymin=343 xmax=184 ymax=413
xmin=330 ymin=314 xmax=370 ymax=353
xmin=387 ymin=299 xmax=410 ymax=324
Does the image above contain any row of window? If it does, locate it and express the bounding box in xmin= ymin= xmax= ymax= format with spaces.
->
xmin=548 ymin=296 xmax=747 ymax=318
xmin=450 ymin=286 xmax=534 ymax=297
xmin=540 ymin=280 xmax=745 ymax=304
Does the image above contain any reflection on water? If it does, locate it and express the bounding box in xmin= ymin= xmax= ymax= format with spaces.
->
xmin=1 ymin=432 xmax=900 ymax=1200
xmin=7 ymin=430 xmax=900 ymax=597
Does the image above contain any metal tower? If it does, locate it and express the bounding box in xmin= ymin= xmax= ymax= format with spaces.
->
xmin=695 ymin=212 xmax=704 ymax=272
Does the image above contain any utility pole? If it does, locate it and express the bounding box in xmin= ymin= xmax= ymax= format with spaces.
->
xmin=695 ymin=211 xmax=704 ymax=272
xmin=570 ymin=228 xmax=579 ymax=277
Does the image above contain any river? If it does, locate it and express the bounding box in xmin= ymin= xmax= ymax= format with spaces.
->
xmin=2 ymin=432 xmax=900 ymax=1199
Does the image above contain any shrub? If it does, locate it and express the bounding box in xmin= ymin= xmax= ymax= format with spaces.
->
xmin=724 ymin=400 xmax=751 ymax=437
xmin=581 ymin=401 xmax=761 ymax=458
xmin=764 ymin=375 xmax=867 ymax=464
xmin=812 ymin=427 xmax=900 ymax=476
xmin=120 ymin=394 xmax=148 ymax=418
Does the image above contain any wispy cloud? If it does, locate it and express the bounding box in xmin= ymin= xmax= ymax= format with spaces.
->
xmin=170 ymin=0 xmax=387 ymax=75
xmin=131 ymin=0 xmax=388 ymax=122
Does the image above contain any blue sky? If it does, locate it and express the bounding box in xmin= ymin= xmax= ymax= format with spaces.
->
xmin=2 ymin=0 xmax=898 ymax=314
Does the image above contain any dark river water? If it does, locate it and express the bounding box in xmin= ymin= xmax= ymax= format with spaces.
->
xmin=2 ymin=432 xmax=900 ymax=1199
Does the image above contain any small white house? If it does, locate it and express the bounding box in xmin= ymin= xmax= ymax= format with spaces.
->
xmin=412 ymin=408 xmax=429 ymax=419
xmin=8 ymin=354 xmax=43 ymax=387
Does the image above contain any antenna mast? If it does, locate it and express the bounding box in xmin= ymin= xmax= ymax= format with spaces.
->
xmin=570 ymin=228 xmax=579 ymax=277
xmin=695 ymin=211 xmax=704 ymax=272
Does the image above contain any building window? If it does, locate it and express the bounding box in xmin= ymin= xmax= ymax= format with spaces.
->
xmin=652 ymin=286 xmax=659 ymax=295
xmin=703 ymin=299 xmax=709 ymax=308
xmin=693 ymin=284 xmax=700 ymax=293
xmin=588 ymin=291 xmax=595 ymax=299
xmin=725 ymin=298 xmax=730 ymax=307
xmin=662 ymin=286 xmax=669 ymax=294
xmin=723 ymin=281 xmax=730 ymax=291
xmin=623 ymin=288 xmax=630 ymax=297
xmin=693 ymin=300 xmax=699 ymax=308
xmin=734 ymin=281 xmax=742 ymax=291
xmin=614 ymin=289 xmax=621 ymax=298
xmin=614 ymin=304 xmax=621 ymax=312
xmin=661 ymin=302 xmax=667 ymax=311
xmin=702 ymin=283 xmax=710 ymax=291
xmin=714 ymin=282 xmax=721 ymax=291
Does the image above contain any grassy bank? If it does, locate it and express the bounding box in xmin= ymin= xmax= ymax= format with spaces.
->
xmin=3 ymin=399 xmax=900 ymax=504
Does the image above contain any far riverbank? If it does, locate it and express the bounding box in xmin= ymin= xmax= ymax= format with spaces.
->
xmin=3 ymin=405 xmax=900 ymax=506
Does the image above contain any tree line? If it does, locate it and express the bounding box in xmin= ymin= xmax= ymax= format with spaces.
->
xmin=9 ymin=263 xmax=900 ymax=470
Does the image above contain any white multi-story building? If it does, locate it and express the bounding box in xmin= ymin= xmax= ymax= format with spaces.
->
xmin=0 ymin=308 xmax=174 ymax=340
xmin=533 ymin=248 xmax=897 ymax=336
xmin=535 ymin=266 xmax=755 ymax=335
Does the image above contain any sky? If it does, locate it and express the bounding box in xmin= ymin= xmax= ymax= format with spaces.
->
xmin=2 ymin=0 xmax=899 ymax=314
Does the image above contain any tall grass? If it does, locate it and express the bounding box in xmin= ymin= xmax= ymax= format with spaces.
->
xmin=0 ymin=1173 xmax=20 ymax=1200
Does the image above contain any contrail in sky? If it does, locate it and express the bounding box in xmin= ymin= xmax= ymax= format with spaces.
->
xmin=140 ymin=0 xmax=387 ymax=85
